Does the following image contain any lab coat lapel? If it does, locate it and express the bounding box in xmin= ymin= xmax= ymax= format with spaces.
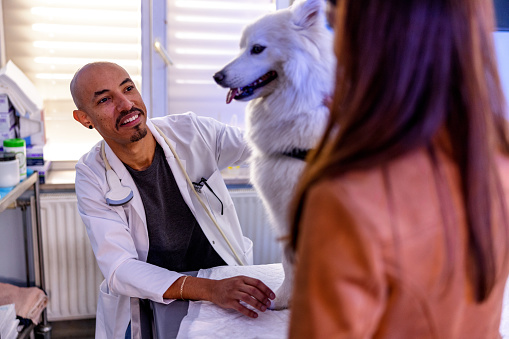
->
xmin=147 ymin=120 xmax=196 ymax=215
xmin=103 ymin=142 xmax=148 ymax=236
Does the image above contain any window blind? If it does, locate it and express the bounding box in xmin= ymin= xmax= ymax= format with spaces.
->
xmin=166 ymin=0 xmax=276 ymax=128
xmin=2 ymin=0 xmax=141 ymax=161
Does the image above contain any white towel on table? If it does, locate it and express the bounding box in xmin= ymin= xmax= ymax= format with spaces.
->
xmin=177 ymin=263 xmax=289 ymax=339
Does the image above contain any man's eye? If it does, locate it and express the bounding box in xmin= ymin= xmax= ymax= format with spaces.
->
xmin=250 ymin=44 xmax=266 ymax=55
xmin=98 ymin=97 xmax=108 ymax=104
xmin=126 ymin=86 xmax=133 ymax=92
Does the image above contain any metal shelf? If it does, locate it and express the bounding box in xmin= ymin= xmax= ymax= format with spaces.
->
xmin=0 ymin=172 xmax=38 ymax=213
xmin=0 ymin=172 xmax=52 ymax=338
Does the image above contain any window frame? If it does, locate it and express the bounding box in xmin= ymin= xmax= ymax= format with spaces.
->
xmin=140 ymin=0 xmax=292 ymax=119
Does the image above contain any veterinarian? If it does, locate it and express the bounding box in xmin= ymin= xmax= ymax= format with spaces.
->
xmin=288 ymin=0 xmax=509 ymax=338
xmin=70 ymin=62 xmax=275 ymax=339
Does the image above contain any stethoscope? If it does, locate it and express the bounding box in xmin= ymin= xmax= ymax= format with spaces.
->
xmin=100 ymin=125 xmax=246 ymax=266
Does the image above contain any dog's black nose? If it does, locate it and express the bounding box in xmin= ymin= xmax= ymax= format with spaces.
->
xmin=213 ymin=72 xmax=225 ymax=85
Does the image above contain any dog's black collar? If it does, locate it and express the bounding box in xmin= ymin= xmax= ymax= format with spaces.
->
xmin=281 ymin=148 xmax=310 ymax=161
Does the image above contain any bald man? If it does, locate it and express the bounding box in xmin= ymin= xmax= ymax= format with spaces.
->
xmin=71 ymin=62 xmax=274 ymax=339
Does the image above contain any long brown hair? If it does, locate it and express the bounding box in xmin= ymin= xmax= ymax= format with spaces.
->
xmin=289 ymin=0 xmax=509 ymax=302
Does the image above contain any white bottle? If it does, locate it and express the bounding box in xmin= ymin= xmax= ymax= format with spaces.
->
xmin=0 ymin=153 xmax=20 ymax=187
xmin=3 ymin=138 xmax=26 ymax=181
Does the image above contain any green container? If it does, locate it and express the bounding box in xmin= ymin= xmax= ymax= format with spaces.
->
xmin=3 ymin=138 xmax=26 ymax=180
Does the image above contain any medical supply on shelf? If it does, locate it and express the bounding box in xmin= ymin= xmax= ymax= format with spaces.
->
xmin=26 ymin=144 xmax=44 ymax=166
xmin=27 ymin=160 xmax=51 ymax=184
xmin=0 ymin=152 xmax=19 ymax=187
xmin=0 ymin=126 xmax=16 ymax=143
xmin=0 ymin=108 xmax=16 ymax=132
xmin=3 ymin=138 xmax=26 ymax=180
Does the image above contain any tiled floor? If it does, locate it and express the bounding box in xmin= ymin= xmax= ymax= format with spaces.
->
xmin=48 ymin=318 xmax=95 ymax=339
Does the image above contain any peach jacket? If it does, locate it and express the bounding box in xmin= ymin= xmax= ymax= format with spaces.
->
xmin=289 ymin=146 xmax=509 ymax=338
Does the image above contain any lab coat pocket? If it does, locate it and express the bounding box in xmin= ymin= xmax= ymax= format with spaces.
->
xmin=97 ymin=280 xmax=130 ymax=339
xmin=200 ymin=170 xmax=234 ymax=219
xmin=195 ymin=170 xmax=250 ymax=265
xmin=243 ymin=236 xmax=254 ymax=265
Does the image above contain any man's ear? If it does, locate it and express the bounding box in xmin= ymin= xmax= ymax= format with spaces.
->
xmin=73 ymin=110 xmax=93 ymax=128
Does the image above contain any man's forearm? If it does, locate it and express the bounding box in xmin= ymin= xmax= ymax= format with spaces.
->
xmin=163 ymin=276 xmax=213 ymax=301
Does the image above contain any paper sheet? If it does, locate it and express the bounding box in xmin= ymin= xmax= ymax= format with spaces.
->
xmin=177 ymin=263 xmax=290 ymax=339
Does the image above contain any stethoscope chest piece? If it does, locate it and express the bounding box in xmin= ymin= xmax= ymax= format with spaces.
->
xmin=105 ymin=169 xmax=134 ymax=206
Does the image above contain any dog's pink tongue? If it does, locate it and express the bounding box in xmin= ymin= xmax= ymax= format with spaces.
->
xmin=226 ymin=88 xmax=238 ymax=104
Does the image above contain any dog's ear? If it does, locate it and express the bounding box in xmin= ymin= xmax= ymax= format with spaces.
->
xmin=292 ymin=0 xmax=324 ymax=29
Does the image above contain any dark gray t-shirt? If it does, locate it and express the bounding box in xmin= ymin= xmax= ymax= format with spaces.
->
xmin=125 ymin=143 xmax=226 ymax=272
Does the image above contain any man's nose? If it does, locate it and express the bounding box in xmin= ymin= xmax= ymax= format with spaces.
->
xmin=116 ymin=94 xmax=133 ymax=112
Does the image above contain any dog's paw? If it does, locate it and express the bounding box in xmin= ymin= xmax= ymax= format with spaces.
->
xmin=269 ymin=272 xmax=293 ymax=310
xmin=269 ymin=296 xmax=290 ymax=310
xmin=269 ymin=287 xmax=292 ymax=310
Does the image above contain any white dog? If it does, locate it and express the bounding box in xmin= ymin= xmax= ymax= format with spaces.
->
xmin=213 ymin=0 xmax=335 ymax=309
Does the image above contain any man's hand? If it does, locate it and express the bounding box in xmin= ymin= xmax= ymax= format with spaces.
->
xmin=207 ymin=276 xmax=276 ymax=318
xmin=164 ymin=275 xmax=276 ymax=318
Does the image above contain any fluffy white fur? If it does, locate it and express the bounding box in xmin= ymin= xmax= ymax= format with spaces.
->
xmin=214 ymin=0 xmax=335 ymax=309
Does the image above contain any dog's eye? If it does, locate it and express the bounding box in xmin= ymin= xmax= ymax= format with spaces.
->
xmin=250 ymin=44 xmax=266 ymax=55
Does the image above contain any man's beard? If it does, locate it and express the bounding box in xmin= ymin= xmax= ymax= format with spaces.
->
xmin=130 ymin=125 xmax=148 ymax=142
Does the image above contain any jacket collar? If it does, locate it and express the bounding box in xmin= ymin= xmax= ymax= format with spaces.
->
xmin=146 ymin=119 xmax=176 ymax=159
xmin=103 ymin=139 xmax=146 ymax=231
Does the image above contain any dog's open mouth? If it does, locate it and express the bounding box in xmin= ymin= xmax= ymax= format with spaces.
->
xmin=226 ymin=71 xmax=278 ymax=104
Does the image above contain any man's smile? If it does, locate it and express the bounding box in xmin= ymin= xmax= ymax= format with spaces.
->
xmin=116 ymin=108 xmax=144 ymax=130
xmin=121 ymin=114 xmax=139 ymax=126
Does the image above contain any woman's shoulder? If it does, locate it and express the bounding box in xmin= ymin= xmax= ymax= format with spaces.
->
xmin=309 ymin=148 xmax=446 ymax=240
xmin=313 ymin=148 xmax=431 ymax=203
xmin=308 ymin=164 xmax=392 ymax=240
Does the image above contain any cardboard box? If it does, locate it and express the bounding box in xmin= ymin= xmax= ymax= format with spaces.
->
xmin=0 ymin=93 xmax=10 ymax=112
xmin=0 ymin=108 xmax=16 ymax=132
xmin=28 ymin=160 xmax=51 ymax=184
xmin=19 ymin=111 xmax=45 ymax=146
xmin=0 ymin=126 xmax=16 ymax=141
xmin=26 ymin=144 xmax=44 ymax=166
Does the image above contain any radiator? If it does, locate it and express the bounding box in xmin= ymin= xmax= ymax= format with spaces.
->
xmin=37 ymin=189 xmax=282 ymax=320
xmin=38 ymin=193 xmax=103 ymax=321
xmin=230 ymin=188 xmax=283 ymax=265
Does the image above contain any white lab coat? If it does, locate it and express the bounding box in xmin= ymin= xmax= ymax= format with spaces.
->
xmin=75 ymin=112 xmax=253 ymax=339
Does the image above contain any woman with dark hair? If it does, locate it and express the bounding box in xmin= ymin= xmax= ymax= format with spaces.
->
xmin=288 ymin=0 xmax=509 ymax=337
